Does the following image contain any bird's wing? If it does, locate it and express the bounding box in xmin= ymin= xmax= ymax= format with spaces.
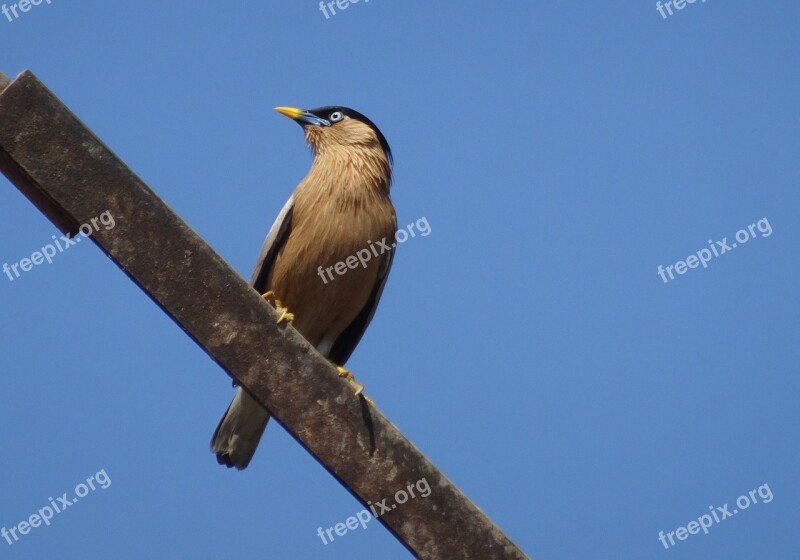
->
xmin=328 ymin=241 xmax=396 ymax=365
xmin=249 ymin=195 xmax=294 ymax=292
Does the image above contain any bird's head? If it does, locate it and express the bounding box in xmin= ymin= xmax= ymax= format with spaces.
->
xmin=274 ymin=106 xmax=392 ymax=166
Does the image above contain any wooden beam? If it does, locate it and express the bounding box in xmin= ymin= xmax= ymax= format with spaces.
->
xmin=0 ymin=70 xmax=530 ymax=560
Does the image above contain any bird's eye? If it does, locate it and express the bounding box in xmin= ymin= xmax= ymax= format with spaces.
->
xmin=329 ymin=111 xmax=344 ymax=122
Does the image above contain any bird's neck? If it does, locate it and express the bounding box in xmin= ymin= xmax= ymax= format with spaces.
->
xmin=307 ymin=147 xmax=392 ymax=197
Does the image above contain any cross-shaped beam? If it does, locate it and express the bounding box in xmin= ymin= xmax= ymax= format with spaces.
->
xmin=0 ymin=70 xmax=529 ymax=560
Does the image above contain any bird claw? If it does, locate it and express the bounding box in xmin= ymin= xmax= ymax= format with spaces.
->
xmin=276 ymin=308 xmax=294 ymax=324
xmin=337 ymin=366 xmax=365 ymax=396
xmin=261 ymin=291 xmax=294 ymax=325
xmin=261 ymin=290 xmax=277 ymax=305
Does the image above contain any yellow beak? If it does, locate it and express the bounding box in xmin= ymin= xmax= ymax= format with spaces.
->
xmin=274 ymin=106 xmax=303 ymax=120
xmin=274 ymin=106 xmax=331 ymax=127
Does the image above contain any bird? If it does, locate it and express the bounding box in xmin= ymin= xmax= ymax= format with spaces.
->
xmin=210 ymin=106 xmax=397 ymax=470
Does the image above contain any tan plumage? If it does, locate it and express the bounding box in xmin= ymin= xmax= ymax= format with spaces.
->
xmin=211 ymin=107 xmax=396 ymax=470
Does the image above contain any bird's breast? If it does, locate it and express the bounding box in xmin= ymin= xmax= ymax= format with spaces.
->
xmin=266 ymin=175 xmax=396 ymax=347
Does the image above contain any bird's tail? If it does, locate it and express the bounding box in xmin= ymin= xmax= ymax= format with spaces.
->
xmin=210 ymin=388 xmax=270 ymax=470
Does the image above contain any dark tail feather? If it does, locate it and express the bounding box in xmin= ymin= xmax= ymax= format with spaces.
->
xmin=210 ymin=388 xmax=270 ymax=470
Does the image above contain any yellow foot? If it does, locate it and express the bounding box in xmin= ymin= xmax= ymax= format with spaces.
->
xmin=261 ymin=290 xmax=278 ymax=306
xmin=337 ymin=366 xmax=364 ymax=396
xmin=261 ymin=291 xmax=294 ymax=324
xmin=276 ymin=307 xmax=294 ymax=324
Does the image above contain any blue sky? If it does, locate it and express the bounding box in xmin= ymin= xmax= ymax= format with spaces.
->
xmin=0 ymin=1 xmax=798 ymax=558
